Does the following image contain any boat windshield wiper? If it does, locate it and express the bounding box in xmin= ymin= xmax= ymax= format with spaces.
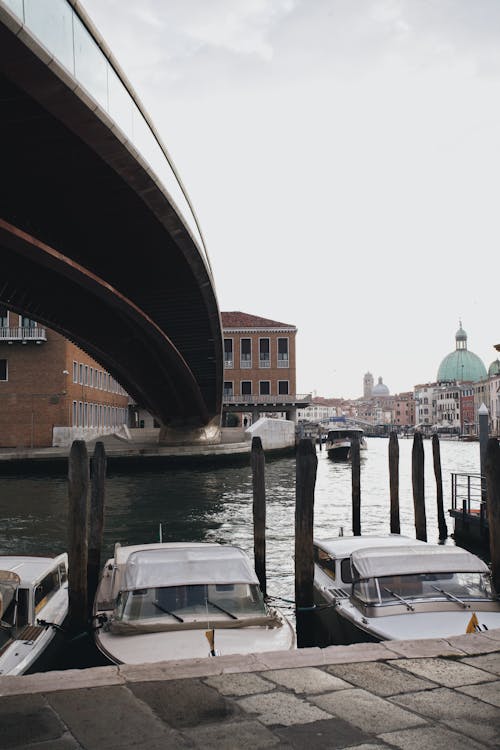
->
xmin=431 ymin=585 xmax=470 ymax=609
xmin=383 ymin=587 xmax=415 ymax=612
xmin=206 ymin=599 xmax=238 ymax=620
xmin=153 ymin=601 xmax=184 ymax=622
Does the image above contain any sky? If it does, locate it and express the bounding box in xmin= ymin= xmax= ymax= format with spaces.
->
xmin=83 ymin=0 xmax=499 ymax=399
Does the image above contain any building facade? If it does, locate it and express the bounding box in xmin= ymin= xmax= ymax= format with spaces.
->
xmin=0 ymin=310 xmax=129 ymax=448
xmin=221 ymin=312 xmax=309 ymax=425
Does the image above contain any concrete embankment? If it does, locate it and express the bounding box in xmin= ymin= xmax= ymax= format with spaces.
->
xmin=1 ymin=631 xmax=499 ymax=748
xmin=0 ymin=420 xmax=296 ymax=474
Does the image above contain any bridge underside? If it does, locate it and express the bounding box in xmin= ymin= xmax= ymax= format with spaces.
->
xmin=0 ymin=17 xmax=222 ymax=428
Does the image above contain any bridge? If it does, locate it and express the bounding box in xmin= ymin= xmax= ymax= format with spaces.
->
xmin=0 ymin=1 xmax=222 ymax=437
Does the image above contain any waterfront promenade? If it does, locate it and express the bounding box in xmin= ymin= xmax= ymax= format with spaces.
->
xmin=1 ymin=630 xmax=499 ymax=749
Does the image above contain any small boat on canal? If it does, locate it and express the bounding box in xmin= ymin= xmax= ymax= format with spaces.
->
xmin=313 ymin=535 xmax=500 ymax=644
xmin=94 ymin=542 xmax=295 ymax=664
xmin=0 ymin=553 xmax=68 ymax=675
xmin=325 ymin=427 xmax=367 ymax=460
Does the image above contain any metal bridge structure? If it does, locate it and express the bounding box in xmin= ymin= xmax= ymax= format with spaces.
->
xmin=0 ymin=0 xmax=223 ymax=437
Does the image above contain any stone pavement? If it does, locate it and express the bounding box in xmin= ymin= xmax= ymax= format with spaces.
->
xmin=1 ymin=630 xmax=500 ymax=749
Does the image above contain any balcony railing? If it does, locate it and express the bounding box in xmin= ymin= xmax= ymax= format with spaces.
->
xmin=240 ymin=359 xmax=252 ymax=368
xmin=277 ymin=358 xmax=289 ymax=368
xmin=223 ymin=393 xmax=311 ymax=405
xmin=259 ymin=358 xmax=271 ymax=368
xmin=223 ymin=358 xmax=233 ymax=369
xmin=0 ymin=327 xmax=47 ymax=343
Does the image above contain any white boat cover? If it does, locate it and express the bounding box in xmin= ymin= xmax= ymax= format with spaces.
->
xmin=351 ymin=545 xmax=489 ymax=580
xmin=121 ymin=545 xmax=259 ymax=591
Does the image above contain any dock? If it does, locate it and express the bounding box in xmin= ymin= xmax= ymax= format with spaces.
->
xmin=1 ymin=630 xmax=500 ymax=748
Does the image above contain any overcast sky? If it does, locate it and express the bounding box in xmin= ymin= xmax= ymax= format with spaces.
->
xmin=83 ymin=0 xmax=499 ymax=399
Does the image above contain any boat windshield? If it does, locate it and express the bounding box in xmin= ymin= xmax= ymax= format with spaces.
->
xmin=353 ymin=571 xmax=493 ymax=606
xmin=114 ymin=583 xmax=267 ymax=623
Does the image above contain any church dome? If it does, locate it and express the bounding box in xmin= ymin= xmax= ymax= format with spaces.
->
xmin=489 ymin=359 xmax=500 ymax=377
xmin=437 ymin=323 xmax=487 ymax=383
xmin=372 ymin=376 xmax=390 ymax=396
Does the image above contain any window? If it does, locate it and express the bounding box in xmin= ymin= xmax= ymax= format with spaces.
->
xmin=84 ymin=365 xmax=88 ymax=386
xmin=72 ymin=361 xmax=78 ymax=383
xmin=0 ymin=359 xmax=7 ymax=381
xmin=241 ymin=381 xmax=252 ymax=396
xmin=259 ymin=381 xmax=270 ymax=395
xmin=314 ymin=546 xmax=336 ymax=580
xmin=278 ymin=381 xmax=289 ymax=395
xmin=79 ymin=363 xmax=83 ymax=384
xmin=34 ymin=570 xmax=60 ymax=614
xmin=223 ymin=338 xmax=233 ymax=368
xmin=223 ymin=381 xmax=233 ymax=397
xmin=21 ymin=317 xmax=36 ymax=328
xmin=259 ymin=338 xmax=270 ymax=367
xmin=0 ymin=306 xmax=8 ymax=327
xmin=240 ymin=338 xmax=252 ymax=368
xmin=278 ymin=338 xmax=289 ymax=367
xmin=72 ymin=401 xmax=77 ymax=426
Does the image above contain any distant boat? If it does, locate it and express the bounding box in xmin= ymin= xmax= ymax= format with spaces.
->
xmin=325 ymin=427 xmax=367 ymax=460
xmin=94 ymin=542 xmax=295 ymax=664
xmin=313 ymin=535 xmax=500 ymax=644
xmin=0 ymin=553 xmax=68 ymax=675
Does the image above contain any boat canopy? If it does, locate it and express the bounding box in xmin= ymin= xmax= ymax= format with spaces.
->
xmin=121 ymin=546 xmax=259 ymax=591
xmin=0 ymin=571 xmax=20 ymax=618
xmin=351 ymin=545 xmax=489 ymax=580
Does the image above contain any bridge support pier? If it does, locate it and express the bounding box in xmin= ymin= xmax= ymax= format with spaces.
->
xmin=159 ymin=417 xmax=221 ymax=446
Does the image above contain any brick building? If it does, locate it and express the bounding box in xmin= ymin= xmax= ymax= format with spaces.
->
xmin=221 ymin=312 xmax=309 ymax=425
xmin=0 ymin=310 xmax=129 ymax=448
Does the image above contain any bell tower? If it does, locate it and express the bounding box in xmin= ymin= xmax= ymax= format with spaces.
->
xmin=363 ymin=372 xmax=374 ymax=399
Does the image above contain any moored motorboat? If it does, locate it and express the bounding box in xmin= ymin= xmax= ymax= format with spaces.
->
xmin=313 ymin=535 xmax=500 ymax=644
xmin=94 ymin=542 xmax=295 ymax=664
xmin=0 ymin=553 xmax=68 ymax=675
xmin=325 ymin=427 xmax=367 ymax=460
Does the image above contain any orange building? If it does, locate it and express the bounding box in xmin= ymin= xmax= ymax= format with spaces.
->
xmin=221 ymin=311 xmax=309 ymax=425
xmin=0 ymin=309 xmax=129 ymax=448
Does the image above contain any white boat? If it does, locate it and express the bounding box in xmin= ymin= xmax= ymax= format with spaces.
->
xmin=313 ymin=535 xmax=500 ymax=643
xmin=0 ymin=553 xmax=68 ymax=675
xmin=325 ymin=427 xmax=367 ymax=460
xmin=94 ymin=542 xmax=295 ymax=664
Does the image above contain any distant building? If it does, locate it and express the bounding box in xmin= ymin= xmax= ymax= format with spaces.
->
xmin=372 ymin=376 xmax=390 ymax=398
xmin=392 ymin=392 xmax=415 ymax=428
xmin=363 ymin=372 xmax=374 ymax=399
xmin=221 ymin=312 xmax=309 ymax=426
xmin=0 ymin=309 xmax=129 ymax=448
xmin=437 ymin=323 xmax=487 ymax=384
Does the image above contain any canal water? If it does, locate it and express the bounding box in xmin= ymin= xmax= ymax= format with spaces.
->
xmin=0 ymin=437 xmax=481 ymax=667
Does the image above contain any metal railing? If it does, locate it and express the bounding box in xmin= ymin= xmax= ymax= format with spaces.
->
xmin=223 ymin=393 xmax=311 ymax=404
xmin=0 ymin=326 xmax=46 ymax=342
xmin=450 ymin=472 xmax=487 ymax=531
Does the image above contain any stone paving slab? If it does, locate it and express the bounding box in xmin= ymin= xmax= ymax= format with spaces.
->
xmin=326 ymin=661 xmax=435 ymax=696
xmin=310 ymin=687 xmax=427 ymax=735
xmin=461 ymin=652 xmax=500 ymax=675
xmin=391 ymin=686 xmax=500 ymax=745
xmin=388 ymin=656 xmax=498 ymax=687
xmin=1 ymin=630 xmax=500 ymax=749
xmin=457 ymin=679 xmax=500 ymax=708
xmin=378 ymin=724 xmax=491 ymax=750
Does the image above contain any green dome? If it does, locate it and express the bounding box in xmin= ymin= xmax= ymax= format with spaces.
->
xmin=437 ymin=323 xmax=487 ymax=383
xmin=437 ymin=350 xmax=487 ymax=383
xmin=489 ymin=359 xmax=500 ymax=377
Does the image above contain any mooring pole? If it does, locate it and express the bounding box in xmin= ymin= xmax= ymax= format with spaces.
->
xmin=412 ymin=431 xmax=427 ymax=541
xmin=68 ymin=440 xmax=89 ymax=634
xmin=351 ymin=433 xmax=361 ymax=536
xmin=295 ymin=438 xmax=317 ymax=648
xmin=486 ymin=437 xmax=500 ymax=595
xmin=479 ymin=403 xmax=490 ymax=502
xmin=87 ymin=441 xmax=106 ymax=618
xmin=388 ymin=431 xmax=400 ymax=535
xmin=432 ymin=434 xmax=448 ymax=540
xmin=251 ymin=436 xmax=267 ymax=597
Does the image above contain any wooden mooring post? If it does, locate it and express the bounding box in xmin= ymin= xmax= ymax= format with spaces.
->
xmin=432 ymin=434 xmax=448 ymax=541
xmin=412 ymin=432 xmax=427 ymax=542
xmin=67 ymin=440 xmax=89 ymax=634
xmin=251 ymin=436 xmax=266 ymax=597
xmin=295 ymin=438 xmax=317 ymax=648
xmin=351 ymin=433 xmax=361 ymax=536
xmin=486 ymin=437 xmax=500 ymax=594
xmin=87 ymin=441 xmax=107 ymax=618
xmin=388 ymin=431 xmax=400 ymax=535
